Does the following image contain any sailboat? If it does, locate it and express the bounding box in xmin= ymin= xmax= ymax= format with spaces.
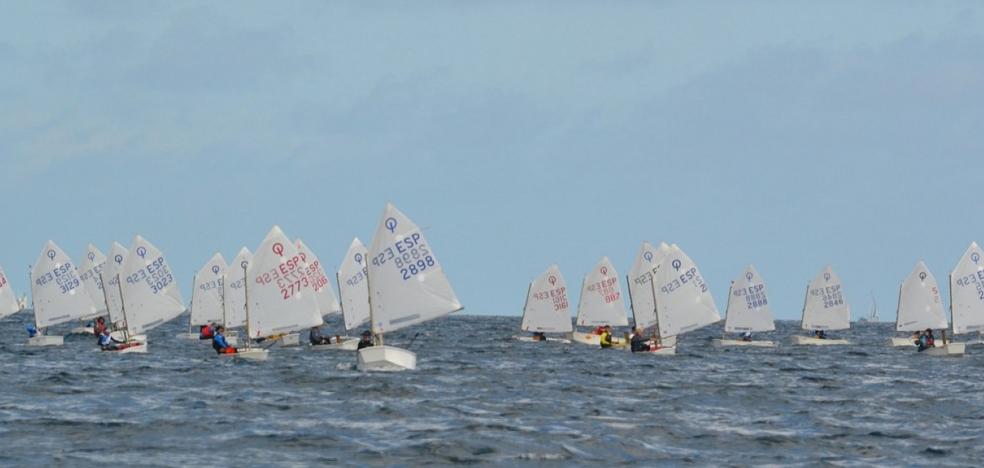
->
xmin=335 ymin=237 xmax=371 ymax=336
xmin=358 ymin=203 xmax=464 ymax=371
xmin=28 ymin=241 xmax=98 ymax=346
xmin=296 ymin=238 xmax=354 ymax=348
xmin=571 ymin=257 xmax=629 ymax=347
xmin=889 ymin=261 xmax=963 ymax=355
xmin=110 ymin=235 xmax=187 ymax=353
xmin=626 ymin=241 xmax=675 ymax=354
xmin=791 ymin=266 xmax=851 ymax=345
xmin=0 ymin=265 xmax=22 ymax=320
xmin=178 ymin=253 xmax=228 ymax=342
xmin=222 ymin=247 xmax=252 ymax=338
xmin=236 ymin=226 xmax=324 ymax=361
xmin=646 ymin=244 xmax=721 ymax=353
xmin=950 ymin=242 xmax=984 ymax=347
xmin=859 ymin=292 xmax=879 ymax=324
xmin=516 ymin=264 xmax=573 ymax=343
xmin=101 ymin=242 xmax=133 ymax=341
xmin=72 ymin=244 xmax=109 ymax=334
xmin=713 ymin=265 xmax=776 ymax=347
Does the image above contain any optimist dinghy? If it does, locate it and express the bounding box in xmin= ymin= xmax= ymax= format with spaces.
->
xmin=791 ymin=266 xmax=851 ymax=346
xmin=646 ymin=244 xmax=721 ymax=354
xmin=713 ymin=265 xmax=776 ymax=348
xmin=310 ymin=238 xmax=371 ymax=351
xmin=296 ymin=239 xmax=356 ymax=349
xmin=357 ymin=203 xmax=464 ymax=371
xmin=71 ymin=244 xmax=109 ymax=335
xmin=0 ymin=265 xmax=21 ymax=320
xmin=179 ymin=253 xmax=235 ymax=344
xmin=571 ymin=257 xmax=629 ymax=348
xmin=950 ymin=242 xmax=984 ymax=348
xmin=626 ymin=242 xmax=675 ymax=354
xmin=29 ymin=241 xmax=99 ymax=346
xmin=516 ymin=265 xmax=573 ymax=344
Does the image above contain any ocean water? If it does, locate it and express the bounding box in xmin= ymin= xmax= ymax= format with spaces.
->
xmin=2 ymin=313 xmax=983 ymax=466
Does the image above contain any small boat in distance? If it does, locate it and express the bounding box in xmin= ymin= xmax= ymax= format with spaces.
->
xmin=29 ymin=241 xmax=99 ymax=346
xmin=647 ymin=244 xmax=721 ymax=354
xmin=0 ymin=265 xmax=21 ymax=320
xmin=571 ymin=257 xmax=629 ymax=347
xmin=950 ymin=242 xmax=984 ymax=347
xmin=889 ymin=261 xmax=962 ymax=356
xmin=713 ymin=265 xmax=776 ymax=348
xmin=517 ymin=264 xmax=573 ymax=344
xmin=791 ymin=266 xmax=851 ymax=345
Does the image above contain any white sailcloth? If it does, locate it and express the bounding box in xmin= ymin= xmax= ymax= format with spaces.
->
xmin=628 ymin=241 xmax=669 ymax=330
xmin=338 ymin=237 xmax=371 ymax=331
xmin=521 ymin=264 xmax=573 ymax=333
xmin=190 ymin=253 xmax=227 ymax=326
xmin=120 ymin=235 xmax=186 ymax=335
xmin=224 ymin=247 xmax=252 ymax=328
xmin=0 ymin=266 xmax=21 ymax=319
xmin=77 ymin=244 xmax=108 ymax=319
xmin=246 ymin=226 xmax=323 ymax=338
xmin=103 ymin=242 xmax=129 ymax=325
xmin=31 ymin=241 xmax=97 ymax=328
xmin=368 ymin=203 xmax=463 ymax=334
xmin=800 ymin=266 xmax=851 ymax=331
xmin=724 ymin=265 xmax=776 ymax=333
xmin=950 ymin=242 xmax=984 ymax=334
xmin=895 ymin=261 xmax=947 ymax=332
xmin=576 ymin=257 xmax=628 ymax=327
xmin=651 ymin=244 xmax=721 ymax=338
xmin=296 ymin=239 xmax=341 ymax=317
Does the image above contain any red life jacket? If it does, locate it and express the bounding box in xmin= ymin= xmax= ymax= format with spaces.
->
xmin=200 ymin=326 xmax=214 ymax=338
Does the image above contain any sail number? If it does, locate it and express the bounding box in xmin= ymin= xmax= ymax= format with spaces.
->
xmin=254 ymin=254 xmax=310 ymax=300
xmin=345 ymin=266 xmax=368 ymax=288
xmin=126 ymin=256 xmax=174 ymax=294
xmin=198 ymin=278 xmax=224 ymax=292
xmin=660 ymin=267 xmax=708 ymax=295
xmin=79 ymin=264 xmax=105 ymax=291
xmin=371 ymin=232 xmax=437 ymax=281
xmin=810 ymin=284 xmax=843 ymax=309
xmin=955 ymin=271 xmax=984 ymax=301
xmin=733 ymin=283 xmax=767 ymax=308
xmin=533 ymin=287 xmax=568 ymax=312
xmin=0 ymin=274 xmax=6 ymax=289
xmin=587 ymin=277 xmax=620 ymax=304
xmin=36 ymin=262 xmax=83 ymax=294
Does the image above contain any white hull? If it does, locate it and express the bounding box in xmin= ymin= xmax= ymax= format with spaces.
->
xmin=219 ymin=348 xmax=269 ymax=361
xmin=922 ymin=342 xmax=965 ymax=356
xmin=634 ymin=346 xmax=676 ymax=355
xmin=791 ymin=335 xmax=850 ymax=346
xmin=27 ymin=335 xmax=64 ymax=347
xmin=357 ymin=345 xmax=417 ymax=371
xmin=104 ymin=342 xmax=148 ymax=354
xmin=70 ymin=326 xmax=94 ymax=335
xmin=890 ymin=337 xmax=919 ymax=347
xmin=110 ymin=331 xmax=147 ymax=344
xmin=513 ymin=335 xmax=571 ymax=344
xmin=311 ymin=337 xmax=360 ymax=351
xmin=570 ymin=331 xmax=628 ymax=348
xmin=713 ymin=339 xmax=775 ymax=348
xmin=269 ymin=333 xmax=300 ymax=347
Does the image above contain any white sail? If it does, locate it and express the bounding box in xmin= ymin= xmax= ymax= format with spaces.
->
xmin=724 ymin=265 xmax=776 ymax=333
xmin=103 ymin=242 xmax=129 ymax=325
xmin=190 ymin=253 xmax=227 ymax=326
xmin=368 ymin=203 xmax=463 ymax=334
xmin=521 ymin=264 xmax=573 ymax=333
xmin=246 ymin=226 xmax=323 ymax=338
xmin=627 ymin=242 xmax=670 ymax=330
xmin=895 ymin=261 xmax=947 ymax=332
xmin=950 ymin=242 xmax=984 ymax=334
xmin=296 ymin=239 xmax=341 ymax=317
xmin=0 ymin=265 xmax=21 ymax=319
xmin=800 ymin=265 xmax=851 ymax=331
xmin=651 ymin=244 xmax=720 ymax=338
xmin=576 ymin=257 xmax=629 ymax=327
xmin=77 ymin=244 xmax=108 ymax=319
xmin=31 ymin=241 xmax=98 ymax=328
xmin=338 ymin=237 xmax=371 ymax=331
xmin=120 ymin=235 xmax=186 ymax=335
xmin=224 ymin=247 xmax=252 ymax=328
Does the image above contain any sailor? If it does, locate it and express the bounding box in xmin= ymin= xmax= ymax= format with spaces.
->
xmin=309 ymin=326 xmax=332 ymax=345
xmin=814 ymin=330 xmax=827 ymax=340
xmin=93 ymin=317 xmax=108 ymax=338
xmin=357 ymin=330 xmax=374 ymax=350
xmin=630 ymin=327 xmax=650 ymax=353
xmin=741 ymin=331 xmax=753 ymax=342
xmin=98 ymin=329 xmax=123 ymax=351
xmin=918 ymin=328 xmax=935 ymax=352
xmin=199 ymin=322 xmax=215 ymax=340
xmin=593 ymin=325 xmax=605 ymax=335
xmin=212 ymin=325 xmax=237 ymax=354
xmin=531 ymin=331 xmax=547 ymax=342
xmin=599 ymin=325 xmax=613 ymax=348
xmin=26 ymin=325 xmax=40 ymax=338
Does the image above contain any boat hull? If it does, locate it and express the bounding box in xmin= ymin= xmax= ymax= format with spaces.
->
xmin=27 ymin=335 xmax=64 ymax=347
xmin=634 ymin=346 xmax=676 ymax=355
xmin=311 ymin=337 xmax=360 ymax=351
xmin=890 ymin=337 xmax=919 ymax=347
xmin=513 ymin=335 xmax=571 ymax=344
xmin=110 ymin=331 xmax=147 ymax=344
xmin=218 ymin=348 xmax=269 ymax=361
xmin=357 ymin=345 xmax=417 ymax=371
xmin=922 ymin=342 xmax=965 ymax=356
xmin=713 ymin=339 xmax=775 ymax=348
xmin=570 ymin=331 xmax=628 ymax=348
xmin=791 ymin=335 xmax=850 ymax=346
xmin=70 ymin=326 xmax=94 ymax=335
xmin=104 ymin=342 xmax=148 ymax=354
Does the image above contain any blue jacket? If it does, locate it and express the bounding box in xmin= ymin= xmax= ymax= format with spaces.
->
xmin=213 ymin=333 xmax=230 ymax=350
xmin=99 ymin=333 xmax=113 ymax=347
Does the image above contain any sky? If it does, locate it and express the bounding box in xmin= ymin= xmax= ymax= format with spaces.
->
xmin=1 ymin=1 xmax=983 ymax=322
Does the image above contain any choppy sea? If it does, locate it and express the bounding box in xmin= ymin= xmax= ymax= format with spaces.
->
xmin=2 ymin=313 xmax=983 ymax=466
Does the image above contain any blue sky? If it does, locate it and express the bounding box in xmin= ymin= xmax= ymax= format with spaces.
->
xmin=2 ymin=1 xmax=982 ymax=321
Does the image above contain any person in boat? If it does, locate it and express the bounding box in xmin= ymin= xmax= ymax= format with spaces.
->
xmin=531 ymin=331 xmax=547 ymax=342
xmin=911 ymin=330 xmax=922 ymax=344
xmin=309 ymin=326 xmax=332 ymax=345
xmin=741 ymin=331 xmax=753 ymax=342
xmin=814 ymin=330 xmax=827 ymax=339
xmin=93 ymin=317 xmax=108 ymax=338
xmin=599 ymin=325 xmax=613 ymax=348
xmin=918 ymin=328 xmax=935 ymax=352
xmin=26 ymin=325 xmax=40 ymax=338
xmin=593 ymin=325 xmax=605 ymax=335
xmin=98 ymin=329 xmax=125 ymax=351
xmin=357 ymin=330 xmax=374 ymax=350
xmin=630 ymin=327 xmax=651 ymax=353
xmin=212 ymin=325 xmax=237 ymax=354
xmin=199 ymin=322 xmax=216 ymax=340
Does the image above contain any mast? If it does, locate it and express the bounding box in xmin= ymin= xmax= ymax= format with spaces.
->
xmin=367 ymin=257 xmax=381 ymax=346
xmin=221 ymin=272 xmax=227 ymax=328
xmin=723 ymin=281 xmax=734 ymax=338
xmin=335 ymin=270 xmax=347 ymax=330
xmin=189 ymin=273 xmax=196 ymax=334
xmin=574 ymin=276 xmax=587 ymax=328
xmin=243 ymin=261 xmax=252 ymax=350
xmin=28 ymin=265 xmax=38 ymax=331
xmin=648 ymin=272 xmax=661 ymax=346
xmin=625 ymin=274 xmax=636 ymax=329
xmin=97 ymin=271 xmax=113 ymax=329
xmin=521 ymin=281 xmax=532 ymax=332
xmin=895 ymin=280 xmax=903 ymax=332
xmin=115 ymin=273 xmax=130 ymax=341
xmin=800 ymin=282 xmax=809 ymax=331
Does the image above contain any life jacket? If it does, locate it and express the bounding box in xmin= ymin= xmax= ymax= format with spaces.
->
xmin=600 ymin=331 xmax=612 ymax=348
xmin=593 ymin=326 xmax=605 ymax=335
xmin=926 ymin=335 xmax=935 ymax=347
xmin=200 ymin=325 xmax=214 ymax=339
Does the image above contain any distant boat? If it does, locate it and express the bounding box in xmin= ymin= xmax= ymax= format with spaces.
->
xmin=646 ymin=244 xmax=721 ymax=354
xmin=713 ymin=265 xmax=776 ymax=348
xmin=571 ymin=257 xmax=629 ymax=347
xmin=950 ymin=242 xmax=984 ymax=346
xmin=889 ymin=261 xmax=962 ymax=355
xmin=310 ymin=238 xmax=370 ymax=351
xmin=791 ymin=266 xmax=851 ymax=345
xmin=296 ymin=238 xmax=356 ymax=350
xmin=101 ymin=242 xmax=130 ymax=334
xmin=858 ymin=291 xmax=879 ymax=324
xmin=177 ymin=253 xmax=230 ymax=343
xmin=29 ymin=241 xmax=98 ymax=347
xmin=0 ymin=265 xmax=21 ymax=319
xmin=358 ymin=203 xmax=464 ymax=371
xmin=72 ymin=244 xmax=109 ymax=335
xmin=223 ymin=247 xmax=253 ymax=332
xmin=626 ymin=241 xmax=675 ymax=354
xmin=517 ymin=264 xmax=573 ymax=344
